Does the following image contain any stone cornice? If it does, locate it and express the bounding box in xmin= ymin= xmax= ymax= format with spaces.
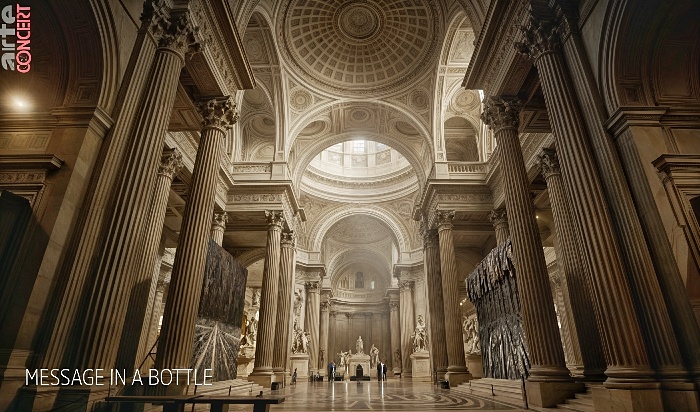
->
xmin=415 ymin=180 xmax=493 ymax=229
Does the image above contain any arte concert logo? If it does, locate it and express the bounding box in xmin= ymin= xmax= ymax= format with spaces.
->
xmin=1 ymin=3 xmax=31 ymax=73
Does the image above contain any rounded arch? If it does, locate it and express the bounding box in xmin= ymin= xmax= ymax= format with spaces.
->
xmin=600 ymin=0 xmax=700 ymax=112
xmin=1 ymin=0 xmax=118 ymax=114
xmin=288 ymin=100 xmax=433 ymax=191
xmin=326 ymin=249 xmax=392 ymax=290
xmin=309 ymin=206 xmax=412 ymax=254
xmin=236 ymin=248 xmax=267 ymax=268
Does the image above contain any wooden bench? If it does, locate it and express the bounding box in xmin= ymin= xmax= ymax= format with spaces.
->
xmin=105 ymin=394 xmax=286 ymax=412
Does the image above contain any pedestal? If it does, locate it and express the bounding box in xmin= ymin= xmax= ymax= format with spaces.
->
xmin=410 ymin=351 xmax=431 ymax=381
xmin=349 ymin=354 xmax=371 ymax=379
xmin=466 ymin=354 xmax=483 ymax=378
xmin=237 ymin=347 xmax=255 ymax=378
xmin=592 ymin=387 xmax=663 ymax=412
xmin=290 ymin=353 xmax=309 ymax=380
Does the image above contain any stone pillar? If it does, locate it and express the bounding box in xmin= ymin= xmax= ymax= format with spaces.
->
xmin=319 ymin=300 xmax=330 ymax=375
xmin=155 ymin=97 xmax=237 ymax=387
xmin=305 ymin=281 xmax=321 ymax=374
xmin=52 ymin=8 xmax=199 ymax=406
xmin=435 ymin=211 xmax=472 ymax=386
xmin=540 ymin=148 xmax=606 ymax=380
xmin=389 ymin=301 xmax=401 ymax=374
xmin=514 ymin=18 xmax=667 ymax=396
xmin=272 ymin=231 xmax=296 ymax=380
xmin=399 ymin=280 xmax=415 ymax=378
xmin=423 ymin=229 xmax=448 ymax=378
xmin=489 ymin=209 xmax=509 ymax=243
xmin=248 ymin=211 xmax=284 ymax=387
xmin=481 ymin=98 xmax=578 ymax=405
xmin=126 ymin=149 xmax=182 ymax=371
xmin=211 ymin=211 xmax=227 ymax=246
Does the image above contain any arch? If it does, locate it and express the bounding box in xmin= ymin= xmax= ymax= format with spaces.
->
xmin=326 ymin=249 xmax=392 ymax=290
xmin=600 ymin=0 xmax=700 ymax=113
xmin=309 ymin=206 xmax=412 ymax=254
xmin=236 ymin=248 xmax=267 ymax=268
xmin=288 ymin=101 xmax=432 ymax=191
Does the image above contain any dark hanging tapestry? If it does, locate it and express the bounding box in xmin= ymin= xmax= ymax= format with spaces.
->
xmin=191 ymin=239 xmax=248 ymax=381
xmin=466 ymin=239 xmax=530 ymax=380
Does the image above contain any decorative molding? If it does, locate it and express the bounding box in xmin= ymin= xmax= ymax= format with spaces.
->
xmin=197 ymin=96 xmax=238 ymax=131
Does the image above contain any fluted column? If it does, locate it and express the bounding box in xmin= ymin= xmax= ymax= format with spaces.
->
xmin=211 ymin=211 xmax=228 ymax=246
xmin=436 ymin=211 xmax=472 ymax=385
xmin=249 ymin=211 xmax=284 ymax=384
xmin=319 ymin=300 xmax=330 ymax=375
xmin=51 ymin=8 xmax=199 ymax=390
xmin=155 ymin=97 xmax=237 ymax=381
xmin=489 ymin=209 xmax=509 ymax=244
xmin=389 ymin=301 xmax=401 ymax=374
xmin=272 ymin=231 xmax=296 ymax=378
xmin=514 ymin=18 xmax=664 ymax=388
xmin=305 ymin=281 xmax=321 ymax=374
xmin=540 ymin=148 xmax=606 ymax=380
xmin=423 ymin=229 xmax=448 ymax=378
xmin=399 ymin=280 xmax=415 ymax=377
xmin=120 ymin=149 xmax=182 ymax=372
xmin=481 ymin=98 xmax=570 ymax=382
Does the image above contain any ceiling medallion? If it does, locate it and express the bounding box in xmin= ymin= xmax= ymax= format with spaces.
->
xmin=335 ymin=2 xmax=384 ymax=41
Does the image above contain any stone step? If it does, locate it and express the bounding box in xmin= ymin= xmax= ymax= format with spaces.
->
xmin=453 ymin=378 xmax=523 ymax=403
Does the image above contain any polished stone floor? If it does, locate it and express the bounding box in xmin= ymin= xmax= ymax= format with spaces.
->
xmin=260 ymin=380 xmax=525 ymax=411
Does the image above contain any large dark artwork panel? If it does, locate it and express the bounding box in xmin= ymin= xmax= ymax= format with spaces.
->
xmin=191 ymin=239 xmax=248 ymax=381
xmin=466 ymin=239 xmax=530 ymax=380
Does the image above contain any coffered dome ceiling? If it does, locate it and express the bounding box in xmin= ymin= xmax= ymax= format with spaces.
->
xmin=280 ymin=0 xmax=441 ymax=96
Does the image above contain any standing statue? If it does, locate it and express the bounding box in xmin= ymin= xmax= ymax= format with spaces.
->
xmin=369 ymin=344 xmax=379 ymax=368
xmin=247 ymin=317 xmax=258 ymax=344
xmin=338 ymin=350 xmax=348 ymax=367
xmin=463 ymin=316 xmax=481 ymax=354
xmin=319 ymin=349 xmax=325 ymax=370
xmin=411 ymin=315 xmax=428 ymax=352
xmin=291 ymin=319 xmax=309 ymax=354
xmin=393 ymin=349 xmax=401 ymax=367
xmin=356 ymin=336 xmax=364 ymax=355
xmin=251 ymin=289 xmax=261 ymax=307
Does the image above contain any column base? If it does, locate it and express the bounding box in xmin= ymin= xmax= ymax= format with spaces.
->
xmin=445 ymin=367 xmax=472 ymax=386
xmin=15 ymin=385 xmax=61 ymax=412
xmin=54 ymin=385 xmax=113 ymax=411
xmin=525 ymin=380 xmax=584 ymax=407
xmin=661 ymin=389 xmax=700 ymax=412
xmin=247 ymin=373 xmax=276 ymax=388
xmin=592 ymin=386 xmax=663 ymax=412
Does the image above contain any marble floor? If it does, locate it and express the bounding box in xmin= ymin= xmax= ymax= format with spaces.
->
xmin=238 ymin=380 xmax=526 ymax=411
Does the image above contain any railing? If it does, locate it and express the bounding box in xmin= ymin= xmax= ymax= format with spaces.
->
xmin=447 ymin=162 xmax=487 ymax=174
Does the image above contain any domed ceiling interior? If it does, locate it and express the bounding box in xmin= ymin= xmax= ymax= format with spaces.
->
xmin=234 ymin=1 xmax=487 ymax=302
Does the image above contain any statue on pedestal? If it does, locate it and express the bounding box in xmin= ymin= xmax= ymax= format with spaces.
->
xmin=411 ymin=315 xmax=428 ymax=353
xmin=291 ymin=319 xmax=310 ymax=354
xmin=369 ymin=344 xmax=379 ymax=368
xmin=463 ymin=316 xmax=481 ymax=354
xmin=356 ymin=335 xmax=364 ymax=355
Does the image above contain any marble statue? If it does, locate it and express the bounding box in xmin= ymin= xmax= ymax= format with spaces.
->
xmin=247 ymin=317 xmax=258 ymax=344
xmin=251 ymin=288 xmax=261 ymax=307
xmin=291 ymin=319 xmax=310 ymax=354
xmin=369 ymin=344 xmax=379 ymax=368
xmin=356 ymin=335 xmax=364 ymax=354
xmin=394 ymin=349 xmax=401 ymax=366
xmin=338 ymin=350 xmax=348 ymax=367
xmin=463 ymin=316 xmax=481 ymax=354
xmin=411 ymin=315 xmax=428 ymax=352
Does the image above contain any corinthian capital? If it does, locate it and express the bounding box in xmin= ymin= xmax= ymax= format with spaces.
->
xmin=389 ymin=301 xmax=399 ymax=311
xmin=281 ymin=231 xmax=296 ymax=247
xmin=539 ymin=148 xmax=562 ymax=179
xmin=400 ymin=280 xmax=414 ymax=291
xmin=481 ymin=97 xmax=522 ymax=133
xmin=435 ymin=210 xmax=455 ymax=230
xmin=488 ymin=209 xmax=507 ymax=227
xmin=514 ymin=16 xmax=561 ymax=61
xmin=158 ymin=148 xmax=183 ymax=179
xmin=265 ymin=211 xmax=285 ymax=228
xmin=305 ymin=281 xmax=320 ymax=291
xmin=212 ymin=211 xmax=228 ymax=230
xmin=145 ymin=1 xmax=201 ymax=60
xmin=198 ymin=97 xmax=238 ymax=131
xmin=422 ymin=228 xmax=439 ymax=248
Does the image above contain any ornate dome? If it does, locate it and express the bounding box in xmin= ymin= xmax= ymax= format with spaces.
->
xmin=280 ymin=0 xmax=440 ymax=96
